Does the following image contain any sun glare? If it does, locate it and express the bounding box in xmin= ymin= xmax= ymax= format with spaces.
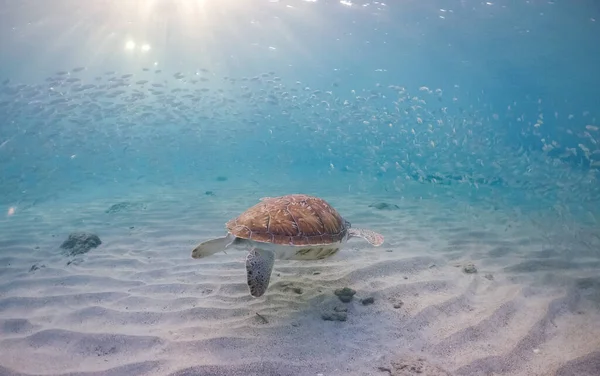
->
xmin=103 ymin=0 xmax=323 ymax=68
xmin=112 ymin=0 xmax=256 ymax=58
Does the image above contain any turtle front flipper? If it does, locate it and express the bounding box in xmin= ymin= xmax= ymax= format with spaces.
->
xmin=245 ymin=248 xmax=275 ymax=297
xmin=191 ymin=234 xmax=235 ymax=259
xmin=348 ymin=228 xmax=384 ymax=246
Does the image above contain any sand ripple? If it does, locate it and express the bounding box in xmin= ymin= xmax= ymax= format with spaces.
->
xmin=1 ymin=193 xmax=599 ymax=375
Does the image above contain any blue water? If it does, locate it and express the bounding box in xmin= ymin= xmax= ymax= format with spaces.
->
xmin=1 ymin=1 xmax=600 ymax=375
xmin=1 ymin=0 xmax=599 ymax=205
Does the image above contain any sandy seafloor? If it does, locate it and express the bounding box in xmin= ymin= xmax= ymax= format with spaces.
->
xmin=1 ymin=183 xmax=600 ymax=376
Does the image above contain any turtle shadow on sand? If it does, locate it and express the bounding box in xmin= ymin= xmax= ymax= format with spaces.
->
xmin=369 ymin=202 xmax=400 ymax=210
xmin=105 ymin=201 xmax=146 ymax=214
xmin=249 ymin=280 xmax=375 ymax=324
xmin=60 ymin=232 xmax=101 ymax=257
xmin=189 ymin=194 xmax=385 ymax=298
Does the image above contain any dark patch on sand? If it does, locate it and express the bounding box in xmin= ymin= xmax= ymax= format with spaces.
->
xmin=60 ymin=232 xmax=101 ymax=256
xmin=378 ymin=354 xmax=452 ymax=375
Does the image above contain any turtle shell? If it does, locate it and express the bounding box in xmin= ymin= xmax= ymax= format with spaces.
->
xmin=226 ymin=194 xmax=349 ymax=246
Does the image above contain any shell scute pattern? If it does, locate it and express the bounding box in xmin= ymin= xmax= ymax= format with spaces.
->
xmin=226 ymin=194 xmax=347 ymax=246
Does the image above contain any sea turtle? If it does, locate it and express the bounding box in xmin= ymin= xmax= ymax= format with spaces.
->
xmin=191 ymin=194 xmax=384 ymax=297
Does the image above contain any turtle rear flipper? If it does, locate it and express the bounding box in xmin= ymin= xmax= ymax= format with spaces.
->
xmin=191 ymin=234 xmax=235 ymax=259
xmin=348 ymin=228 xmax=384 ymax=246
xmin=246 ymin=248 xmax=275 ymax=297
